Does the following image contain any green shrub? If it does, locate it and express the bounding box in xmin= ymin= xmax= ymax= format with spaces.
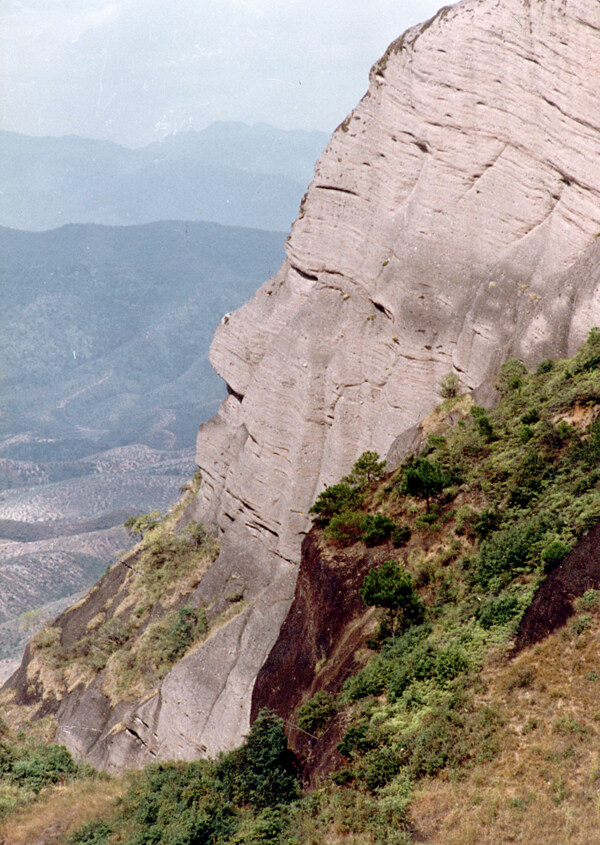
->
xmin=573 ymin=589 xmax=599 ymax=613
xmin=338 ymin=721 xmax=379 ymax=759
xmin=541 ymin=539 xmax=569 ymax=572
xmin=402 ymin=457 xmax=453 ymax=509
xmin=477 ymin=519 xmax=545 ymax=589
xmin=342 ymin=451 xmax=387 ymax=489
xmin=361 ymin=513 xmax=396 ymax=546
xmin=391 ymin=524 xmax=411 ymax=547
xmin=0 ymin=741 xmax=78 ymax=794
xmin=474 ymin=509 xmax=501 ymax=539
xmin=360 ymin=561 xmax=425 ymax=636
xmin=438 ymin=372 xmax=461 ymax=398
xmin=536 ymin=359 xmax=554 ymax=374
xmin=435 ymin=645 xmax=469 ymax=684
xmin=477 ymin=593 xmax=521 ymax=628
xmin=68 ymin=820 xmax=112 ymax=844
xmin=309 ymin=483 xmax=363 ymax=527
xmin=496 ymin=359 xmax=527 ymax=393
xmin=470 ymin=405 xmax=497 ymax=442
xmin=124 ymin=510 xmax=162 ymax=540
xmin=343 ymin=657 xmax=389 ymax=701
xmin=144 ymin=606 xmax=208 ymax=678
xmin=358 ymin=747 xmax=402 ymax=792
xmin=297 ymin=691 xmax=336 ymax=735
xmin=221 ymin=710 xmax=299 ymax=810
xmin=519 ymin=425 xmax=534 ymax=444
xmin=325 ymin=509 xmax=364 ymax=545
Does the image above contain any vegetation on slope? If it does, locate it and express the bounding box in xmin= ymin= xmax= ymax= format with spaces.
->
xmin=2 ymin=331 xmax=600 ymax=844
xmin=11 ymin=474 xmax=228 ymax=708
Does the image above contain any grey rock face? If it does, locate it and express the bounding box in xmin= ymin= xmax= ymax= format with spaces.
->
xmin=44 ymin=0 xmax=600 ymax=766
xmin=181 ymin=0 xmax=600 ymax=756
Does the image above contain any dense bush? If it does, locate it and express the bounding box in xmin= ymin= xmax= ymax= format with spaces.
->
xmin=325 ymin=509 xmax=364 ymax=545
xmin=360 ymin=561 xmax=424 ymax=636
xmin=341 ymin=451 xmax=387 ymax=488
xmin=477 ymin=519 xmax=546 ymax=588
xmin=477 ymin=593 xmax=521 ymax=628
xmin=0 ymin=742 xmax=77 ymax=793
xmin=309 ymin=483 xmax=363 ymax=527
xmin=296 ymin=691 xmax=336 ymax=735
xmin=144 ymin=606 xmax=209 ymax=677
xmin=69 ymin=710 xmax=299 ymax=845
xmin=402 ymin=457 xmax=453 ymax=509
xmin=361 ymin=513 xmax=396 ymax=546
xmin=391 ymin=524 xmax=411 ymax=547
xmin=541 ymin=539 xmax=569 ymax=572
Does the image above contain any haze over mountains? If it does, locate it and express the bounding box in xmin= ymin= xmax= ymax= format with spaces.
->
xmin=0 ymin=122 xmax=328 ymax=232
xmin=0 ymin=122 xmax=319 ymax=671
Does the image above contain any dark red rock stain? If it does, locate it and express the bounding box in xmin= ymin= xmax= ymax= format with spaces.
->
xmin=514 ymin=522 xmax=600 ymax=651
xmin=251 ymin=531 xmax=391 ymax=785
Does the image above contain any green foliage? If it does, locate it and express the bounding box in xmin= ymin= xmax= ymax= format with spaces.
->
xmin=391 ymin=524 xmax=411 ymax=547
xmin=402 ymin=457 xmax=452 ymax=509
xmin=143 ymin=606 xmax=209 ymax=678
xmin=536 ymin=359 xmax=555 ymax=374
xmin=573 ymin=588 xmax=599 ymax=613
xmin=310 ymin=452 xmax=386 ymax=529
xmin=325 ymin=509 xmax=364 ymax=545
xmin=342 ymin=450 xmax=387 ymax=488
xmin=438 ymin=371 xmax=461 ymax=398
xmin=361 ymin=513 xmax=396 ymax=546
xmin=360 ymin=561 xmax=425 ymax=635
xmin=68 ymin=710 xmax=298 ymax=845
xmin=398 ymin=699 xmax=500 ymax=778
xmin=0 ymin=742 xmax=77 ymax=792
xmin=0 ymin=734 xmax=87 ymax=822
xmin=474 ymin=508 xmax=501 ymax=539
xmin=124 ymin=510 xmax=162 ymax=541
xmin=309 ymin=483 xmax=363 ymax=527
xmin=477 ymin=592 xmax=521 ymax=629
xmin=326 ymin=510 xmax=402 ymax=548
xmin=219 ymin=710 xmax=299 ymax=810
xmin=343 ymin=656 xmax=390 ymax=701
xmin=496 ymin=358 xmax=528 ymax=393
xmin=470 ymin=405 xmax=496 ymax=442
xmin=541 ymin=539 xmax=569 ymax=572
xmin=296 ymin=691 xmax=336 ymax=735
xmin=477 ymin=518 xmax=547 ymax=589
xmin=69 ymin=820 xmax=113 ymax=844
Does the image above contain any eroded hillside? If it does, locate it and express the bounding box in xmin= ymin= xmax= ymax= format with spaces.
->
xmin=2 ymin=332 xmax=600 ymax=844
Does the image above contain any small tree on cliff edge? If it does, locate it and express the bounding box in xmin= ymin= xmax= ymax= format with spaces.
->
xmin=342 ymin=450 xmax=387 ymax=489
xmin=360 ymin=559 xmax=424 ymax=637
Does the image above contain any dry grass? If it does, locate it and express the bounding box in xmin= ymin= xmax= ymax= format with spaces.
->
xmin=409 ymin=614 xmax=600 ymax=844
xmin=0 ymin=775 xmax=128 ymax=845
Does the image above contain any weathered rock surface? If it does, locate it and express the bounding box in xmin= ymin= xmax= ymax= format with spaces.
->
xmin=6 ymin=0 xmax=600 ymax=767
xmin=184 ymin=0 xmax=600 ymax=757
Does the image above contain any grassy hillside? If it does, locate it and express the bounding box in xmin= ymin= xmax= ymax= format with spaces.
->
xmin=1 ymin=331 xmax=599 ymax=844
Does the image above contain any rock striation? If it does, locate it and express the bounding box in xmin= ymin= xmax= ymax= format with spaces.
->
xmin=183 ymin=0 xmax=600 ymax=757
xmin=6 ymin=0 xmax=600 ymax=768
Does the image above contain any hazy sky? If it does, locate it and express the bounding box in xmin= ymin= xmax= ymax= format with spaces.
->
xmin=1 ymin=0 xmax=446 ymax=148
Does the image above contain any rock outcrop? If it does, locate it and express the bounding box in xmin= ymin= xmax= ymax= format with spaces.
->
xmin=184 ymin=0 xmax=600 ymax=756
xmin=6 ymin=0 xmax=600 ymax=767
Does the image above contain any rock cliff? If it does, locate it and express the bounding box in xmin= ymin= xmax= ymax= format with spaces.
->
xmin=5 ymin=0 xmax=600 ymax=767
xmin=184 ymin=0 xmax=600 ymax=757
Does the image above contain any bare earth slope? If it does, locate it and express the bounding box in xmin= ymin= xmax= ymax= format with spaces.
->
xmin=8 ymin=0 xmax=600 ymax=768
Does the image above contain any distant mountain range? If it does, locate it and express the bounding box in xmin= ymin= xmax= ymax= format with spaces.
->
xmin=0 ymin=220 xmax=286 ymax=647
xmin=1 ymin=220 xmax=285 ymax=457
xmin=0 ymin=122 xmax=328 ymax=231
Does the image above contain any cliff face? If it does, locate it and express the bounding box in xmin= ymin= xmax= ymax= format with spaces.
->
xmin=185 ymin=0 xmax=600 ymax=754
xmin=6 ymin=0 xmax=600 ymax=768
